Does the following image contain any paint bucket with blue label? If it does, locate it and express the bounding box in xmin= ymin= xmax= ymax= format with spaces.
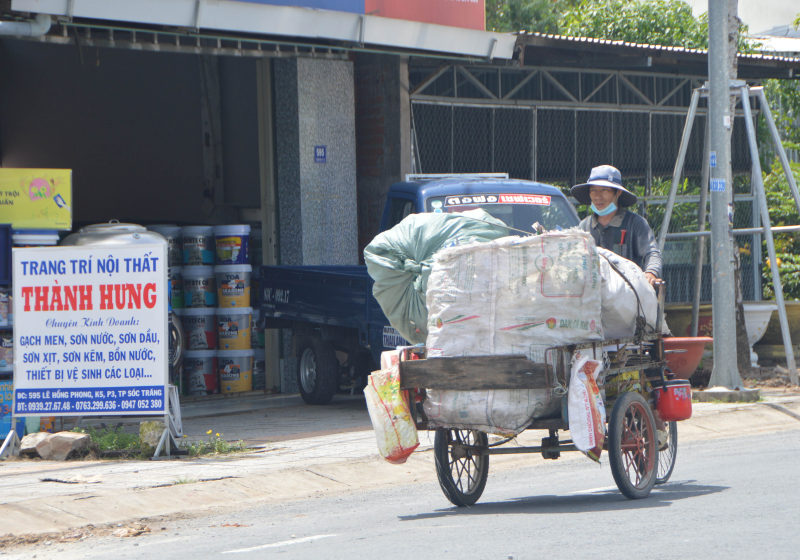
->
xmin=218 ymin=350 xmax=253 ymax=393
xmin=215 ymin=307 xmax=252 ymax=350
xmin=182 ymin=266 xmax=216 ymax=308
xmin=182 ymin=226 xmax=215 ymax=266
xmin=214 ymin=225 xmax=250 ymax=265
xmin=148 ymin=225 xmax=183 ymax=268
xmin=215 ymin=264 xmax=252 ymax=308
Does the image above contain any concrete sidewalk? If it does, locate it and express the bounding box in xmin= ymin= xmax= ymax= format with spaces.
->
xmin=1 ymin=391 xmax=799 ymax=538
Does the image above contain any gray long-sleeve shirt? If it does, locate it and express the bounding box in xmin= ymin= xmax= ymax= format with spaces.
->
xmin=578 ymin=208 xmax=663 ymax=278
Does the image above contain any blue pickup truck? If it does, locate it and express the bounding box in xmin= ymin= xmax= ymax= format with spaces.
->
xmin=260 ymin=175 xmax=581 ymax=404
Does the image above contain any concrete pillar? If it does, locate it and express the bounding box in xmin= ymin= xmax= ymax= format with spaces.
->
xmin=274 ymin=57 xmax=359 ymax=267
xmin=273 ymin=57 xmax=358 ymax=392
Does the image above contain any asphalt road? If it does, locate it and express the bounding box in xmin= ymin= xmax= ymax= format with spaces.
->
xmin=7 ymin=427 xmax=800 ymax=560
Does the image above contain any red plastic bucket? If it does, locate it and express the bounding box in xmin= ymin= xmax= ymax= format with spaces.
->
xmin=655 ymin=380 xmax=692 ymax=421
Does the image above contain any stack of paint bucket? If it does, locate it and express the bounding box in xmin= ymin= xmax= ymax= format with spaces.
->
xmin=174 ymin=226 xmax=218 ymax=397
xmin=214 ymin=225 xmax=257 ymax=394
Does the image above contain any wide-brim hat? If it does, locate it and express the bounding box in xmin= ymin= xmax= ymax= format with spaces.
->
xmin=570 ymin=165 xmax=638 ymax=207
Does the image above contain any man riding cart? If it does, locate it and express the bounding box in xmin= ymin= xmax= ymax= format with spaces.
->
xmin=363 ymin=171 xmax=689 ymax=506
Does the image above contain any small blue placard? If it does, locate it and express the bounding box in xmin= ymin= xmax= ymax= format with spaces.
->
xmin=710 ymin=151 xmax=717 ymax=168
xmin=710 ymin=178 xmax=725 ymax=192
xmin=314 ymin=146 xmax=327 ymax=164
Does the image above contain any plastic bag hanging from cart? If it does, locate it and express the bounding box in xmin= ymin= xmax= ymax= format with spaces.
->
xmin=568 ymin=355 xmax=606 ymax=463
xmin=364 ymin=350 xmax=420 ymax=464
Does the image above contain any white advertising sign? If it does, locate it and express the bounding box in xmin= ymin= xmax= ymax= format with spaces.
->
xmin=12 ymin=244 xmax=168 ymax=416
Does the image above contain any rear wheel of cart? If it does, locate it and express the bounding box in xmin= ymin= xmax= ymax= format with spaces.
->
xmin=656 ymin=421 xmax=678 ymax=485
xmin=608 ymin=392 xmax=658 ymax=499
xmin=434 ymin=429 xmax=489 ymax=507
xmin=297 ymin=337 xmax=338 ymax=405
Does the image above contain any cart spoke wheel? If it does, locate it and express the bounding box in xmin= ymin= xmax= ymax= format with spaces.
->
xmin=609 ymin=392 xmax=658 ymax=500
xmin=434 ymin=429 xmax=489 ymax=507
xmin=656 ymin=421 xmax=678 ymax=485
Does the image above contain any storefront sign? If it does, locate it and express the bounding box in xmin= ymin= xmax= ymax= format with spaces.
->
xmin=232 ymin=0 xmax=486 ymax=30
xmin=365 ymin=0 xmax=485 ymax=31
xmin=0 ymin=169 xmax=72 ymax=230
xmin=12 ymin=244 xmax=168 ymax=416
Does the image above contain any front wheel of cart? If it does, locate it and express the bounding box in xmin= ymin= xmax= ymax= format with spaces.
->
xmin=656 ymin=421 xmax=678 ymax=485
xmin=434 ymin=429 xmax=489 ymax=507
xmin=608 ymin=392 xmax=658 ymax=499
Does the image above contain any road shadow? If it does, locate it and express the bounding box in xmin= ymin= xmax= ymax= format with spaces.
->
xmin=398 ymin=480 xmax=728 ymax=520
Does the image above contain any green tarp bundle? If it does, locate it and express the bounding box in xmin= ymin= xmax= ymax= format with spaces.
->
xmin=364 ymin=210 xmax=510 ymax=344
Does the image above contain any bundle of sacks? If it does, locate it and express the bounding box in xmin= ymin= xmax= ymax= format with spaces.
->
xmin=424 ymin=229 xmax=604 ymax=436
xmin=365 ymin=212 xmax=663 ymax=441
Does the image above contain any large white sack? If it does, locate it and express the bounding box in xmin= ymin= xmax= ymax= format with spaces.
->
xmin=423 ymin=388 xmax=559 ymax=437
xmin=597 ymin=248 xmax=662 ymax=339
xmin=423 ymin=230 xmax=604 ymax=436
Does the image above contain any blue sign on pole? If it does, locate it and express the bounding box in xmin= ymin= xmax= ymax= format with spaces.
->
xmin=314 ymin=146 xmax=327 ymax=164
xmin=710 ymin=151 xmax=717 ymax=168
xmin=710 ymin=178 xmax=725 ymax=192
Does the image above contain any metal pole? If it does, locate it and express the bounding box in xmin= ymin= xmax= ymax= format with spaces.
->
xmin=666 ymin=225 xmax=800 ymax=238
xmin=657 ymin=89 xmax=700 ymax=251
xmin=755 ymin=88 xmax=800 ymax=215
xmin=740 ymin=85 xmax=798 ymax=385
xmin=691 ymin=122 xmax=711 ymax=337
xmin=707 ymin=0 xmax=741 ymax=389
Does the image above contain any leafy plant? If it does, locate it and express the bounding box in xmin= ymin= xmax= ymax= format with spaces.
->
xmin=760 ymin=159 xmax=800 ymax=300
xmin=184 ymin=430 xmax=247 ymax=457
xmin=72 ymin=426 xmax=139 ymax=451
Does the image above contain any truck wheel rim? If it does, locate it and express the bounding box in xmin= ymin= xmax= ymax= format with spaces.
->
xmin=300 ymin=348 xmax=317 ymax=393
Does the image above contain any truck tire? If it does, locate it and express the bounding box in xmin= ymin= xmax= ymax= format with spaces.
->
xmin=297 ymin=337 xmax=338 ymax=405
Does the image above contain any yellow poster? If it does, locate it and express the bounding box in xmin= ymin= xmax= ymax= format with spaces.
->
xmin=0 ymin=169 xmax=72 ymax=230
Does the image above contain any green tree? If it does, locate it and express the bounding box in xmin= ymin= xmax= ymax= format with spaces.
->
xmin=486 ymin=0 xmax=566 ymax=34
xmin=560 ymin=0 xmax=708 ymax=48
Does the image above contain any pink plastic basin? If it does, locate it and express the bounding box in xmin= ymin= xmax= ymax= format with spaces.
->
xmin=663 ymin=337 xmax=713 ymax=380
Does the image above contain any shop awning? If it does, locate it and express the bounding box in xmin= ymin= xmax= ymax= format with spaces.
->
xmin=9 ymin=0 xmax=516 ymax=60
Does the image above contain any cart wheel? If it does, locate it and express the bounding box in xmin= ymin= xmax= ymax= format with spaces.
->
xmin=434 ymin=429 xmax=489 ymax=507
xmin=608 ymin=392 xmax=658 ymax=499
xmin=656 ymin=421 xmax=678 ymax=485
xmin=296 ymin=337 xmax=338 ymax=405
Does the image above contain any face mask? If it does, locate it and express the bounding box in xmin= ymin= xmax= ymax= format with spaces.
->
xmin=591 ymin=201 xmax=617 ymax=216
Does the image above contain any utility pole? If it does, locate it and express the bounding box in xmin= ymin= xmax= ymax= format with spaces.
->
xmin=707 ymin=0 xmax=743 ymax=389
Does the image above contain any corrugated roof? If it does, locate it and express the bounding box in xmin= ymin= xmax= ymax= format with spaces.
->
xmin=517 ymin=31 xmax=800 ymax=62
xmin=515 ymin=31 xmax=800 ymax=79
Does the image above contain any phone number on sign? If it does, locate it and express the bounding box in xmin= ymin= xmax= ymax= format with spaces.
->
xmin=16 ymin=399 xmax=163 ymax=412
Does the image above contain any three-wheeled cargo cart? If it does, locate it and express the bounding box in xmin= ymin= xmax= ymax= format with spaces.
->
xmin=399 ymin=282 xmax=682 ymax=506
